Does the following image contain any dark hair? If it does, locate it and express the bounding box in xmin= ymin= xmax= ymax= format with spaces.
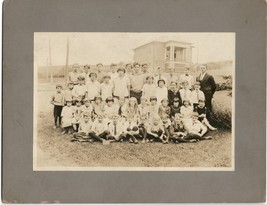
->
xmin=149 ymin=96 xmax=157 ymax=102
xmin=157 ymin=79 xmax=166 ymax=85
xmin=133 ymin=62 xmax=140 ymax=67
xmin=96 ymin=63 xmax=103 ymax=66
xmin=89 ymin=72 xmax=97 ymax=78
xmin=146 ymin=75 xmax=154 ymax=80
xmin=84 ymin=64 xmax=90 ymax=69
xmin=117 ymin=67 xmax=126 ymax=73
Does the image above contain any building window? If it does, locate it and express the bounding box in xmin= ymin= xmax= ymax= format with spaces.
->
xmin=174 ymin=47 xmax=186 ymax=62
xmin=166 ymin=47 xmax=170 ymax=60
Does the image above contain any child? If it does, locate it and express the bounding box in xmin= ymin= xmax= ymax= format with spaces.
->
xmin=183 ymin=112 xmax=212 ymax=142
xmin=71 ymin=114 xmax=93 ymax=142
xmin=118 ymin=96 xmax=127 ymax=117
xmin=194 ymin=98 xmax=217 ymax=131
xmin=191 ymin=81 xmax=205 ymax=109
xmin=170 ymin=98 xmax=181 ymax=118
xmin=179 ymin=80 xmax=192 ymax=104
xmin=168 ymin=81 xmax=182 ymax=106
xmin=89 ymin=115 xmax=110 ymax=144
xmin=72 ymin=76 xmax=87 ymax=101
xmin=155 ymin=79 xmax=168 ymax=105
xmin=169 ymin=113 xmax=188 ymax=143
xmin=106 ymin=115 xmax=127 ymax=141
xmin=86 ymin=72 xmax=101 ymax=101
xmin=64 ymin=82 xmax=74 ymax=105
xmin=72 ymin=99 xmax=83 ymax=132
xmin=138 ymin=97 xmax=150 ymax=118
xmin=81 ymin=98 xmax=93 ymax=117
xmin=142 ymin=75 xmax=156 ymax=100
xmin=113 ymin=67 xmax=130 ymax=99
xmin=148 ymin=96 xmax=160 ymax=121
xmin=138 ymin=114 xmax=150 ymax=143
xmin=108 ymin=63 xmax=118 ymax=82
xmin=158 ymin=98 xmax=171 ymax=119
xmin=92 ymin=96 xmax=105 ymax=119
xmin=125 ymin=97 xmax=139 ymax=122
xmin=179 ymin=66 xmax=195 ymax=90
xmin=147 ymin=116 xmax=166 ymax=143
xmin=100 ymin=75 xmax=113 ymax=102
xmin=104 ymin=97 xmax=119 ymax=121
xmin=180 ymin=99 xmax=194 ymax=129
xmin=124 ymin=117 xmax=140 ymax=144
xmin=50 ymin=84 xmax=64 ymax=129
xmin=161 ymin=113 xmax=172 ymax=144
xmin=61 ymin=100 xmax=74 ymax=134
xmin=68 ymin=64 xmax=80 ymax=85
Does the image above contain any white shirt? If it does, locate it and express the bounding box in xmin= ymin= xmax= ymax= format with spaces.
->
xmin=191 ymin=90 xmax=205 ymax=104
xmin=142 ymin=83 xmax=157 ymax=100
xmin=72 ymin=84 xmax=87 ymax=98
xmin=199 ymin=72 xmax=207 ymax=81
xmin=108 ymin=72 xmax=118 ymax=82
xmin=113 ymin=76 xmax=130 ymax=97
xmin=179 ymin=88 xmax=192 ymax=103
xmin=180 ymin=105 xmax=193 ymax=119
xmin=104 ymin=104 xmax=119 ymax=119
xmin=86 ymin=80 xmax=101 ymax=100
xmin=179 ymin=74 xmax=195 ymax=89
xmin=100 ymin=82 xmax=113 ymax=101
xmin=91 ymin=119 xmax=108 ymax=134
xmin=79 ymin=120 xmax=93 ymax=134
xmin=81 ymin=104 xmax=93 ymax=115
xmin=155 ymin=86 xmax=168 ymax=104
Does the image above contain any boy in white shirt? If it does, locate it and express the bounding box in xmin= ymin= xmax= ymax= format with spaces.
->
xmin=106 ymin=115 xmax=127 ymax=141
xmin=179 ymin=80 xmax=192 ymax=104
xmin=81 ymin=98 xmax=93 ymax=117
xmin=71 ymin=114 xmax=93 ymax=142
xmin=89 ymin=115 xmax=110 ymax=144
xmin=50 ymin=84 xmax=64 ymax=129
xmin=108 ymin=63 xmax=118 ymax=82
xmin=191 ymin=81 xmax=205 ymax=109
xmin=104 ymin=97 xmax=119 ymax=121
xmin=142 ymin=75 xmax=156 ymax=100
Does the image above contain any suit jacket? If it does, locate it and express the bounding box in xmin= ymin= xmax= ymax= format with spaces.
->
xmin=196 ymin=73 xmax=216 ymax=98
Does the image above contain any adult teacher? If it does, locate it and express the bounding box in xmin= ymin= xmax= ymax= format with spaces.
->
xmin=196 ymin=64 xmax=216 ymax=112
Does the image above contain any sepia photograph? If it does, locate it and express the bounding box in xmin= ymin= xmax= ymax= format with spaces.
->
xmin=33 ymin=32 xmax=235 ymax=171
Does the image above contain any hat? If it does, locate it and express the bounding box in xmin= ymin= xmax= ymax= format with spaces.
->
xmin=106 ymin=96 xmax=114 ymax=103
xmin=56 ymin=84 xmax=62 ymax=89
xmin=149 ymin=96 xmax=157 ymax=101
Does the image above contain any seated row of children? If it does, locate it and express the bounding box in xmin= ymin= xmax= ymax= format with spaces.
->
xmin=52 ymin=91 xmax=216 ymax=144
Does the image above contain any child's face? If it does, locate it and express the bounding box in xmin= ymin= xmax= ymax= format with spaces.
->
xmin=162 ymin=100 xmax=168 ymax=107
xmin=182 ymin=83 xmax=188 ymax=89
xmin=184 ymin=101 xmax=189 ymax=107
xmin=76 ymin=102 xmax=82 ymax=107
xmin=185 ymin=68 xmax=190 ymax=75
xmin=158 ymin=81 xmax=164 ymax=87
xmin=84 ymin=67 xmax=89 ymax=73
xmin=78 ymin=79 xmax=84 ymax=85
xmin=56 ymin=87 xmax=62 ymax=92
xmin=95 ymin=99 xmax=101 ymax=104
xmin=151 ymin=100 xmax=157 ymax=105
xmin=153 ymin=120 xmax=159 ymax=126
xmin=200 ymin=66 xmax=207 ymax=74
xmin=97 ymin=117 xmax=103 ymax=123
xmin=68 ymin=84 xmax=74 ymax=90
xmin=107 ymin=101 xmax=113 ymax=106
xmin=173 ymin=102 xmax=179 ymax=107
xmin=73 ymin=67 xmax=78 ymax=72
xmin=118 ymin=70 xmax=124 ymax=77
xmin=85 ymin=101 xmax=90 ymax=107
xmin=140 ymin=115 xmax=147 ymax=122
xmin=170 ymin=83 xmax=177 ymax=90
xmin=141 ymin=98 xmax=147 ymax=105
xmin=66 ymin=102 xmax=72 ymax=107
xmin=111 ymin=66 xmax=116 ymax=73
xmin=97 ymin=65 xmax=103 ymax=69
xmin=194 ymin=85 xmax=200 ymax=90
xmin=174 ymin=115 xmax=181 ymax=122
xmin=104 ymin=78 xmax=110 ymax=83
xmin=129 ymin=100 xmax=135 ymax=107
xmin=84 ymin=115 xmax=90 ymax=122
xmin=134 ymin=65 xmax=141 ymax=73
xmin=112 ymin=116 xmax=118 ymax=123
xmin=198 ymin=101 xmax=205 ymax=108
xmin=142 ymin=65 xmax=148 ymax=73
xmin=147 ymin=77 xmax=153 ymax=84
xmin=119 ymin=98 xmax=125 ymax=105
xmin=192 ymin=116 xmax=198 ymax=122
xmin=90 ymin=74 xmax=97 ymax=80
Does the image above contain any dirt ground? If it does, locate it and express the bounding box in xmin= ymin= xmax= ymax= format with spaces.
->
xmin=35 ymin=91 xmax=233 ymax=169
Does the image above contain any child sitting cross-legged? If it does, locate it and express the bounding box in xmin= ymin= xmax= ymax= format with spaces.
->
xmin=170 ymin=98 xmax=181 ymax=119
xmin=146 ymin=116 xmax=167 ymax=143
xmin=71 ymin=114 xmax=93 ymax=142
xmin=169 ymin=113 xmax=188 ymax=143
xmin=183 ymin=112 xmax=212 ymax=142
xmin=161 ymin=113 xmax=172 ymax=144
xmin=124 ymin=117 xmax=140 ymax=144
xmin=138 ymin=114 xmax=150 ymax=143
xmin=89 ymin=115 xmax=111 ymax=145
xmin=106 ymin=115 xmax=127 ymax=142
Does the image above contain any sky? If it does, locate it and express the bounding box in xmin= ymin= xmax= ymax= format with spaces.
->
xmin=34 ymin=32 xmax=235 ymax=66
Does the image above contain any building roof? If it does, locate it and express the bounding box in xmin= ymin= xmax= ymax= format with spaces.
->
xmin=133 ymin=40 xmax=193 ymax=50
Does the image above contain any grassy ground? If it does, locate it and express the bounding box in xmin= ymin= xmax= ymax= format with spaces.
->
xmin=36 ymin=105 xmax=232 ymax=169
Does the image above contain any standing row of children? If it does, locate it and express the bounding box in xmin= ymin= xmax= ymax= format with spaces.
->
xmin=50 ymin=63 xmax=217 ymax=144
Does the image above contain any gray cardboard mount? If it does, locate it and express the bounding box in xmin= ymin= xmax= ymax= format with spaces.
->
xmin=2 ymin=0 xmax=266 ymax=203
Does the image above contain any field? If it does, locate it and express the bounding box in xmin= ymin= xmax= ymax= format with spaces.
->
xmin=35 ymin=90 xmax=233 ymax=169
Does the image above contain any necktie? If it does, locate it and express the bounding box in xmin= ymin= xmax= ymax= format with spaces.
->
xmin=114 ymin=123 xmax=117 ymax=135
xmin=118 ymin=106 xmax=122 ymax=115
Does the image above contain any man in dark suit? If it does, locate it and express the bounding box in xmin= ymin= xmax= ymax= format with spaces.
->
xmin=196 ymin=64 xmax=216 ymax=112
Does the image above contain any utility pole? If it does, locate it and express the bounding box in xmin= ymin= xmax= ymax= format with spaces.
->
xmin=65 ymin=37 xmax=69 ymax=86
xmin=49 ymin=38 xmax=53 ymax=84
